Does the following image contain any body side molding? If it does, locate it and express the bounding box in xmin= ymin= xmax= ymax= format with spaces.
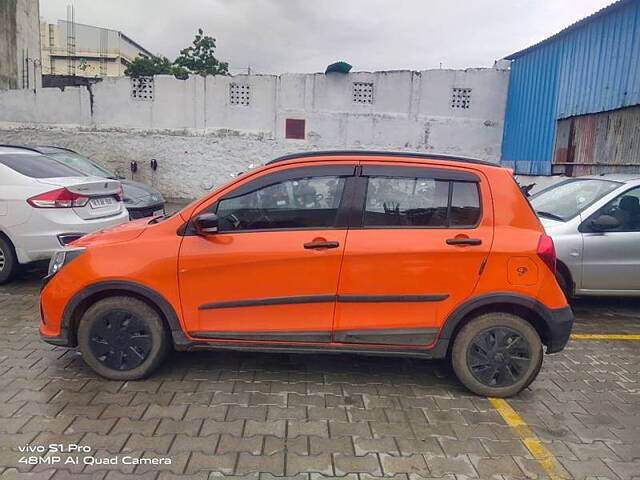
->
xmin=199 ymin=293 xmax=449 ymax=310
xmin=334 ymin=327 xmax=438 ymax=345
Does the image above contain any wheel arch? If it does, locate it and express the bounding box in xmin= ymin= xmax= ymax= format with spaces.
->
xmin=555 ymin=259 xmax=575 ymax=297
xmin=440 ymin=292 xmax=553 ymax=357
xmin=62 ymin=280 xmax=189 ymax=348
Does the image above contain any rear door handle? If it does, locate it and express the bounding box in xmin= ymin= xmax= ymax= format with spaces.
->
xmin=446 ymin=238 xmax=482 ymax=246
xmin=304 ymin=241 xmax=340 ymax=249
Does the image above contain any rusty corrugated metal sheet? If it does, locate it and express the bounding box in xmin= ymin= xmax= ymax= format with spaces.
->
xmin=553 ymin=105 xmax=640 ymax=175
xmin=501 ymin=0 xmax=640 ymax=174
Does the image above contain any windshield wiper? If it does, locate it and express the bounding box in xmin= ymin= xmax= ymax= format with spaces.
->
xmin=536 ymin=211 xmax=566 ymax=222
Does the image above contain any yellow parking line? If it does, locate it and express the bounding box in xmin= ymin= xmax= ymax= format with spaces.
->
xmin=571 ymin=333 xmax=640 ymax=340
xmin=489 ymin=397 xmax=571 ymax=480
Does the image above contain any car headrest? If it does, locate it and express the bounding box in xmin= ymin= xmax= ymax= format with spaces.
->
xmin=619 ymin=195 xmax=640 ymax=211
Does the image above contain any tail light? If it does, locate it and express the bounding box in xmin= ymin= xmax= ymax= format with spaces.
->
xmin=537 ymin=234 xmax=556 ymax=273
xmin=114 ymin=185 xmax=124 ymax=202
xmin=27 ymin=188 xmax=90 ymax=208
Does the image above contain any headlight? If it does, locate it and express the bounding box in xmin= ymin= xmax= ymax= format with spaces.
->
xmin=48 ymin=247 xmax=86 ymax=276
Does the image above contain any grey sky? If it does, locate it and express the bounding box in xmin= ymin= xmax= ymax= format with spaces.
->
xmin=40 ymin=0 xmax=613 ymax=74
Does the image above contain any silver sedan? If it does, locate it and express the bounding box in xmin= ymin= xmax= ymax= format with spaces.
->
xmin=529 ymin=174 xmax=640 ymax=297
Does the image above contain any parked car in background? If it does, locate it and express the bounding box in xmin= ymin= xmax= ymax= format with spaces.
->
xmin=40 ymin=151 xmax=573 ymax=397
xmin=530 ymin=174 xmax=640 ymax=297
xmin=31 ymin=146 xmax=165 ymax=219
xmin=0 ymin=145 xmax=129 ymax=283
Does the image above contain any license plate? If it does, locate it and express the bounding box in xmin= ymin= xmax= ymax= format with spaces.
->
xmin=153 ymin=209 xmax=164 ymax=216
xmin=89 ymin=197 xmax=114 ymax=209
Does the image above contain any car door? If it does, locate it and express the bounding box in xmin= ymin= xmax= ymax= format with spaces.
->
xmin=580 ymin=185 xmax=640 ymax=292
xmin=178 ymin=163 xmax=355 ymax=342
xmin=334 ymin=163 xmax=493 ymax=346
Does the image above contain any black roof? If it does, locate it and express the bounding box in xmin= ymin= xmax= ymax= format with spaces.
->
xmin=266 ymin=150 xmax=499 ymax=167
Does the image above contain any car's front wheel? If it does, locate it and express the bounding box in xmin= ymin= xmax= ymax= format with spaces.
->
xmin=0 ymin=235 xmax=19 ymax=284
xmin=451 ymin=312 xmax=543 ymax=397
xmin=77 ymin=296 xmax=170 ymax=380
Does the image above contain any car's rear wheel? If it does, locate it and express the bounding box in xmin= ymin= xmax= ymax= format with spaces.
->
xmin=77 ymin=296 xmax=170 ymax=380
xmin=451 ymin=312 xmax=543 ymax=397
xmin=0 ymin=235 xmax=19 ymax=284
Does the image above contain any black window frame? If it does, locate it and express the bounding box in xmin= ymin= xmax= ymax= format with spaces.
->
xmin=350 ymin=164 xmax=483 ymax=230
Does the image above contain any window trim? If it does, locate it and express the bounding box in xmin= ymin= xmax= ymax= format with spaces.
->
xmin=185 ymin=163 xmax=483 ymax=235
xmin=354 ymin=166 xmax=483 ymax=230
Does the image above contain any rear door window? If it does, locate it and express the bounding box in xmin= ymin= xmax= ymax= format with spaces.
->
xmin=362 ymin=175 xmax=481 ymax=228
xmin=0 ymin=153 xmax=82 ymax=178
xmin=364 ymin=177 xmax=450 ymax=227
xmin=450 ymin=181 xmax=481 ymax=226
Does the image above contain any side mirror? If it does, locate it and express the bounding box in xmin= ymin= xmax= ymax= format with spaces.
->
xmin=591 ymin=214 xmax=619 ymax=231
xmin=194 ymin=213 xmax=219 ymax=234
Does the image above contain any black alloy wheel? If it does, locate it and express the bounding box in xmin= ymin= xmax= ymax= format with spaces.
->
xmin=451 ymin=312 xmax=543 ymax=397
xmin=88 ymin=310 xmax=152 ymax=370
xmin=78 ymin=296 xmax=170 ymax=380
xmin=467 ymin=327 xmax=531 ymax=387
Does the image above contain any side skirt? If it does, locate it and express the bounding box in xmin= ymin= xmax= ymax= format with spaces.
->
xmin=178 ymin=339 xmax=448 ymax=359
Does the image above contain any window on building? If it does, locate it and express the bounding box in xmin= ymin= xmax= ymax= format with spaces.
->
xmin=363 ymin=177 xmax=480 ymax=227
xmin=229 ymin=83 xmax=250 ymax=106
xmin=216 ymin=175 xmax=346 ymax=231
xmin=451 ymin=88 xmax=472 ymax=109
xmin=352 ymin=82 xmax=374 ymax=104
xmin=285 ymin=119 xmax=306 ymax=139
xmin=131 ymin=77 xmax=153 ymax=101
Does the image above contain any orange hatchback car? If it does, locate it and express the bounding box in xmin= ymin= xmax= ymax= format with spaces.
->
xmin=40 ymin=151 xmax=573 ymax=397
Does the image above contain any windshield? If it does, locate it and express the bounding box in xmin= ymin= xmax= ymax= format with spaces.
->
xmin=51 ymin=152 xmax=116 ymax=179
xmin=530 ymin=179 xmax=621 ymax=221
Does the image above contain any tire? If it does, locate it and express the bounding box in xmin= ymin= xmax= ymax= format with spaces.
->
xmin=451 ymin=312 xmax=543 ymax=397
xmin=0 ymin=235 xmax=19 ymax=284
xmin=77 ymin=296 xmax=170 ymax=380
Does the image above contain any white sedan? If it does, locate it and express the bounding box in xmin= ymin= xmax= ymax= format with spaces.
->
xmin=0 ymin=145 xmax=129 ymax=283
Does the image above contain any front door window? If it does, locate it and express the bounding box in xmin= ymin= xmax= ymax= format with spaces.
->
xmin=216 ymin=176 xmax=346 ymax=231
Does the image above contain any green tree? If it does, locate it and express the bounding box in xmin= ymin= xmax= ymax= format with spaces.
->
xmin=124 ymin=55 xmax=189 ymax=79
xmin=174 ymin=28 xmax=229 ymax=76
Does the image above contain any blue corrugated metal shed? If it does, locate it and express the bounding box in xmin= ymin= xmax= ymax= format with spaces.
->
xmin=501 ymin=0 xmax=640 ymax=174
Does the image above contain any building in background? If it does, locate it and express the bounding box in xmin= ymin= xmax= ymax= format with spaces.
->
xmin=40 ymin=19 xmax=153 ymax=78
xmin=501 ymin=0 xmax=640 ymax=176
xmin=0 ymin=0 xmax=41 ymax=90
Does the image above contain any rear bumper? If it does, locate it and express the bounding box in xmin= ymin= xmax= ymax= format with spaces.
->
xmin=128 ymin=203 xmax=165 ymax=219
xmin=544 ymin=304 xmax=574 ymax=353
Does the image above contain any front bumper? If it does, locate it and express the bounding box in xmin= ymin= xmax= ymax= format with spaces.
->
xmin=544 ymin=304 xmax=574 ymax=353
xmin=39 ymin=294 xmax=74 ymax=347
xmin=40 ymin=328 xmax=72 ymax=347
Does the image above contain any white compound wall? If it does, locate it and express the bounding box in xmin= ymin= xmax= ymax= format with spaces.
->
xmin=0 ymin=68 xmax=509 ymax=200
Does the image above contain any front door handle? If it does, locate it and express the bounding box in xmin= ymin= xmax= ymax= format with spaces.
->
xmin=304 ymin=241 xmax=340 ymax=249
xmin=446 ymin=238 xmax=482 ymax=246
